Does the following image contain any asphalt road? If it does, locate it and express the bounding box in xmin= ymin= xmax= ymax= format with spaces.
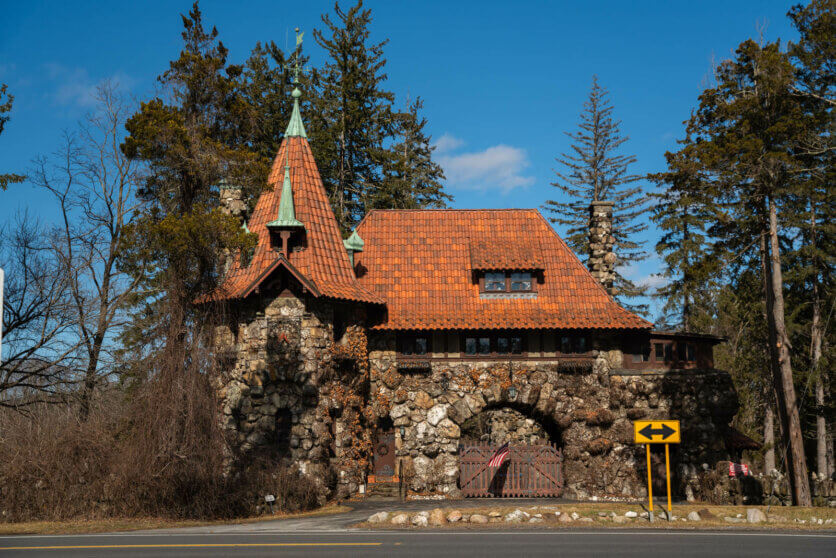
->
xmin=2 ymin=530 xmax=834 ymax=558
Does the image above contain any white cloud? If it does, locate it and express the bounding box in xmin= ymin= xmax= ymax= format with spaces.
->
xmin=637 ymin=274 xmax=667 ymax=289
xmin=432 ymin=133 xmax=464 ymax=155
xmin=434 ymin=134 xmax=535 ymax=192
xmin=44 ymin=64 xmax=134 ymax=108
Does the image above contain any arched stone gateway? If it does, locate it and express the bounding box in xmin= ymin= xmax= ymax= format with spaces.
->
xmin=369 ymin=342 xmax=738 ymax=500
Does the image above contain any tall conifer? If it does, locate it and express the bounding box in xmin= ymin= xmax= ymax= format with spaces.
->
xmin=661 ymin=39 xmax=813 ymax=505
xmin=311 ymin=0 xmax=395 ymax=233
xmin=543 ymin=77 xmax=651 ymax=313
xmin=377 ymin=97 xmax=450 ymax=210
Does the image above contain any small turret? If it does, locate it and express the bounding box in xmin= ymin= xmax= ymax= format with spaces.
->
xmin=344 ymin=229 xmax=364 ymax=267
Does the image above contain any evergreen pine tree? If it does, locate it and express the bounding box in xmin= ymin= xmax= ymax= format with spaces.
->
xmin=0 ymin=84 xmax=25 ymax=190
xmin=543 ymin=76 xmax=651 ymax=313
xmin=786 ymin=0 xmax=835 ymax=480
xmin=311 ymin=0 xmax=396 ymax=233
xmin=377 ymin=97 xmax=451 ymax=209
xmin=120 ymin=2 xmax=255 ymax=351
xmin=664 ymin=38 xmax=813 ymax=505
xmin=650 ymin=139 xmax=719 ymax=331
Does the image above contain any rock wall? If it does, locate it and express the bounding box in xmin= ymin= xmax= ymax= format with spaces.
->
xmin=461 ymin=407 xmax=549 ymax=445
xmin=214 ymin=294 xmax=368 ymax=499
xmin=214 ymin=298 xmax=739 ymax=503
xmin=368 ymin=335 xmax=738 ymax=501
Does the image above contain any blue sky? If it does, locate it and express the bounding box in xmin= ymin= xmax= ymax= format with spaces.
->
xmin=0 ymin=0 xmax=799 ymax=320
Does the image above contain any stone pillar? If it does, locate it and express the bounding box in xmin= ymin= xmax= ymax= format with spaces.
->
xmin=219 ymin=179 xmax=246 ymax=219
xmin=588 ymin=201 xmax=616 ymax=296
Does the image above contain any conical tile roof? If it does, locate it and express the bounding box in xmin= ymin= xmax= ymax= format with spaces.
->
xmin=208 ymin=136 xmax=382 ymax=304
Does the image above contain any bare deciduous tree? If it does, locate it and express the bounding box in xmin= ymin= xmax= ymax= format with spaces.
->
xmin=0 ymin=215 xmax=79 ymax=408
xmin=29 ymin=81 xmax=143 ymax=417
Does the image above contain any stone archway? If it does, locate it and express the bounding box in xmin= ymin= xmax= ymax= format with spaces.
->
xmin=458 ymin=401 xmax=565 ymax=497
xmin=460 ymin=404 xmax=562 ymax=446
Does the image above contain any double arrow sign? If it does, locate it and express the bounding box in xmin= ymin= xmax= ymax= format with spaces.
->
xmin=633 ymin=420 xmax=681 ymax=444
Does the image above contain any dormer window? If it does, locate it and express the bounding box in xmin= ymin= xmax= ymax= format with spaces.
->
xmin=485 ymin=272 xmax=506 ymax=291
xmin=479 ymin=271 xmax=536 ymax=293
xmin=510 ymin=272 xmax=532 ymax=291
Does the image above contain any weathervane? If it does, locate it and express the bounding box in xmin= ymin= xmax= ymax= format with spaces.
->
xmin=292 ymin=27 xmax=304 ymax=85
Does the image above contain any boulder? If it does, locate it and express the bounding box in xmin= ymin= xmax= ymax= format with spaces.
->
xmin=437 ymin=418 xmax=460 ymax=439
xmin=427 ymin=404 xmax=448 ymax=426
xmin=746 ymin=508 xmax=766 ymax=524
xmin=414 ymin=390 xmax=434 ymax=409
xmin=447 ymin=510 xmax=463 ymax=523
xmin=412 ymin=514 xmax=428 ymax=527
xmin=612 ymin=515 xmax=627 ymax=524
xmin=469 ymin=514 xmax=489 ymax=524
xmin=624 ymin=511 xmax=638 ymax=518
xmin=504 ymin=509 xmax=526 ymax=523
xmin=489 ymin=511 xmax=502 ymax=518
xmin=368 ymin=511 xmax=389 ymax=523
xmin=429 ymin=508 xmax=447 ymax=526
xmin=391 ymin=513 xmax=409 ymax=525
xmin=687 ymin=511 xmax=701 ymax=522
xmin=724 ymin=517 xmax=745 ymax=524
xmin=570 ymin=512 xmax=580 ymax=520
xmin=558 ymin=513 xmax=573 ymax=523
xmin=529 ymin=517 xmax=544 ymax=523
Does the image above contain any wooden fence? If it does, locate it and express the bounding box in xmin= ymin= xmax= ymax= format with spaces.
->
xmin=459 ymin=440 xmax=563 ymax=497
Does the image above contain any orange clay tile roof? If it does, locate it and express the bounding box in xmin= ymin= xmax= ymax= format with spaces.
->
xmin=469 ymin=239 xmax=544 ymax=270
xmin=353 ymin=209 xmax=651 ymax=331
xmin=207 ymin=136 xmax=382 ymax=304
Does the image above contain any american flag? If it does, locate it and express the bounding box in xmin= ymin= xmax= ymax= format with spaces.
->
xmin=488 ymin=442 xmax=510 ymax=468
xmin=728 ymin=462 xmax=750 ymax=477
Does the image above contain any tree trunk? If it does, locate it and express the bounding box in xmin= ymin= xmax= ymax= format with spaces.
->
xmin=767 ymin=197 xmax=811 ymax=506
xmin=764 ymin=401 xmax=776 ymax=474
xmin=809 ymin=206 xmax=827 ymax=478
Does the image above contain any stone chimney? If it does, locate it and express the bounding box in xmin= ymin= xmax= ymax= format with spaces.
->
xmin=219 ymin=179 xmax=246 ymax=220
xmin=588 ymin=201 xmax=616 ymax=296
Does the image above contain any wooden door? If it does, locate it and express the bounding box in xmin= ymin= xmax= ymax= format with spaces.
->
xmin=371 ymin=428 xmax=396 ymax=480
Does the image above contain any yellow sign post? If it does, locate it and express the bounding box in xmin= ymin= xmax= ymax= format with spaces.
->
xmin=634 ymin=420 xmax=680 ymax=522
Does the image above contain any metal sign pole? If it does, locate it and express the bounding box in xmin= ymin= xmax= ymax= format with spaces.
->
xmin=645 ymin=443 xmax=654 ymax=523
xmin=665 ymin=443 xmax=673 ymax=520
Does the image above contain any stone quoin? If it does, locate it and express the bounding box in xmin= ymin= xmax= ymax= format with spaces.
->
xmin=204 ymin=35 xmax=745 ymax=502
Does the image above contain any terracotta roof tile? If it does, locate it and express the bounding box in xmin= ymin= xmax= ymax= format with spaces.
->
xmin=208 ymin=137 xmax=382 ymax=304
xmin=354 ymin=209 xmax=651 ymax=331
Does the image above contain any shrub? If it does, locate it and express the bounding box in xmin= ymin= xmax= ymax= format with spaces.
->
xmin=0 ymin=360 xmax=321 ymax=522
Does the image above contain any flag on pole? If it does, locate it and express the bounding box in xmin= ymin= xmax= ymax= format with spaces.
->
xmin=488 ymin=442 xmax=510 ymax=468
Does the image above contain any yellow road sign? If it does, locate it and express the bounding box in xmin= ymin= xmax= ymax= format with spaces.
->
xmin=633 ymin=420 xmax=680 ymax=444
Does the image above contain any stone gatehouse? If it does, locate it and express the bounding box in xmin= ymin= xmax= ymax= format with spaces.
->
xmin=207 ymin=80 xmax=744 ymax=502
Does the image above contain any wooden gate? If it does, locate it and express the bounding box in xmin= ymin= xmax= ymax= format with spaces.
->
xmin=459 ymin=440 xmax=563 ymax=497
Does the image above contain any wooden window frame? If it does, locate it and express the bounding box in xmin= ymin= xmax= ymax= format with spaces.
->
xmin=556 ymin=333 xmax=592 ymax=357
xmin=461 ymin=331 xmax=527 ymax=358
xmin=477 ymin=270 xmax=539 ymax=294
xmin=398 ymin=333 xmax=431 ymax=358
xmin=629 ymin=338 xmax=703 ymax=369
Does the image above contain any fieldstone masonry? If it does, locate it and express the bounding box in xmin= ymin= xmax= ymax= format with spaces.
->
xmin=215 ymin=295 xmax=738 ymax=502
xmin=587 ymin=201 xmax=617 ymax=296
xmin=214 ymin=294 xmax=369 ymax=498
xmin=368 ymin=334 xmax=737 ymax=500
